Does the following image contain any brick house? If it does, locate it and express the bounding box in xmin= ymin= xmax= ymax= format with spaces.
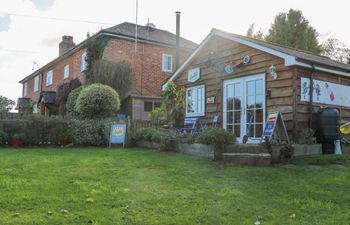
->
xmin=19 ymin=20 xmax=197 ymax=119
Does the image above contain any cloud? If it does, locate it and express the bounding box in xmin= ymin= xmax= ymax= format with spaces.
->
xmin=0 ymin=15 xmax=11 ymax=32
xmin=30 ymin=0 xmax=55 ymax=10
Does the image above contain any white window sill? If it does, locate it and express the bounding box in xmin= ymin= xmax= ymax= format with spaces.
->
xmin=185 ymin=112 xmax=205 ymax=117
xmin=162 ymin=69 xmax=172 ymax=73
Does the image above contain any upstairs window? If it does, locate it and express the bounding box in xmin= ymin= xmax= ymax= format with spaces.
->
xmin=81 ymin=52 xmax=88 ymax=71
xmin=46 ymin=70 xmax=53 ymax=86
xmin=186 ymin=85 xmax=205 ymax=117
xmin=64 ymin=65 xmax=69 ymax=79
xmin=34 ymin=75 xmax=39 ymax=92
xmin=162 ymin=54 xmax=173 ymax=72
xmin=23 ymin=82 xmax=28 ymax=97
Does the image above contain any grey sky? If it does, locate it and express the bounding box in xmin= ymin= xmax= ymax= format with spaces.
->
xmin=0 ymin=0 xmax=349 ymax=103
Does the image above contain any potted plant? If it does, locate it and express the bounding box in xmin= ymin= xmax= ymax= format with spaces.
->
xmin=10 ymin=133 xmax=25 ymax=148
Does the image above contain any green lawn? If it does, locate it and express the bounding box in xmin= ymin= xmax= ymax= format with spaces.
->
xmin=0 ymin=148 xmax=350 ymax=225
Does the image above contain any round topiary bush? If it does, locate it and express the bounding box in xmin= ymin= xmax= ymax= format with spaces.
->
xmin=66 ymin=86 xmax=84 ymax=117
xmin=76 ymin=83 xmax=120 ymax=119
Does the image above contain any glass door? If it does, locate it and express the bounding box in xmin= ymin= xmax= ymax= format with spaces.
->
xmin=223 ymin=74 xmax=265 ymax=143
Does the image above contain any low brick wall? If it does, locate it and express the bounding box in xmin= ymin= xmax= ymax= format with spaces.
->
xmin=292 ymin=144 xmax=322 ymax=157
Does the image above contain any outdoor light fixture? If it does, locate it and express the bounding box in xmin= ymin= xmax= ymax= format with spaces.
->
xmin=269 ymin=64 xmax=277 ymax=79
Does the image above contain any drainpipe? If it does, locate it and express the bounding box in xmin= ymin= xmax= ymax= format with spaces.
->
xmin=175 ymin=11 xmax=180 ymax=70
xmin=309 ymin=64 xmax=315 ymax=129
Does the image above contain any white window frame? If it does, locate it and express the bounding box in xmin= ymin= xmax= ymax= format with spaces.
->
xmin=46 ymin=70 xmax=53 ymax=86
xmin=185 ymin=85 xmax=205 ymax=117
xmin=63 ymin=65 xmax=69 ymax=79
xmin=33 ymin=75 xmax=39 ymax=92
xmin=162 ymin=53 xmax=173 ymax=72
xmin=23 ymin=82 xmax=28 ymax=97
xmin=81 ymin=52 xmax=88 ymax=72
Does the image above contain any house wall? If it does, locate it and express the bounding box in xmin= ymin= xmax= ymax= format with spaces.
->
xmin=295 ymin=68 xmax=350 ymax=132
xmin=103 ymin=38 xmax=192 ymax=97
xmin=23 ymin=48 xmax=87 ymax=103
xmin=173 ymin=35 xmax=295 ymax=133
xmin=22 ymin=37 xmax=194 ymax=119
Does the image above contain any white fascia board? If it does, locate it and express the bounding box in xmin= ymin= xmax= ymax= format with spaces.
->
xmin=213 ymin=30 xmax=297 ymax=67
xmin=162 ymin=33 xmax=215 ymax=90
xmin=295 ymin=61 xmax=350 ymax=77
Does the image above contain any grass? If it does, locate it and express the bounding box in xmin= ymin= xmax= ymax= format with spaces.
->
xmin=0 ymin=148 xmax=350 ymax=225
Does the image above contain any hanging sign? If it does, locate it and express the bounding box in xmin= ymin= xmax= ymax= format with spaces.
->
xmin=188 ymin=67 xmax=200 ymax=83
xmin=263 ymin=111 xmax=289 ymax=143
xmin=109 ymin=123 xmax=127 ymax=148
xmin=206 ymin=96 xmax=215 ymax=104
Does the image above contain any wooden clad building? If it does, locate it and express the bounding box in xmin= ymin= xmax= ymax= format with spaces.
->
xmin=163 ymin=29 xmax=350 ymax=143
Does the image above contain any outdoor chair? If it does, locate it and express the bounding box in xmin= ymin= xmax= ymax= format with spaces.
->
xmin=179 ymin=117 xmax=200 ymax=135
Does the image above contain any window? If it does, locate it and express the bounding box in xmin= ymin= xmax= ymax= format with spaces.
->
xmin=81 ymin=52 xmax=88 ymax=71
xmin=144 ymin=101 xmax=162 ymax=112
xmin=64 ymin=65 xmax=69 ymax=79
xmin=186 ymin=85 xmax=205 ymax=116
xmin=23 ymin=82 xmax=28 ymax=96
xmin=162 ymin=54 xmax=173 ymax=72
xmin=144 ymin=101 xmax=153 ymax=112
xmin=34 ymin=75 xmax=39 ymax=92
xmin=46 ymin=70 xmax=53 ymax=86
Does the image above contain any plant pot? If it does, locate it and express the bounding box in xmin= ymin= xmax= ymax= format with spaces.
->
xmin=10 ymin=138 xmax=23 ymax=148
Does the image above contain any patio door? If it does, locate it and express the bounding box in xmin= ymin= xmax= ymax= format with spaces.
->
xmin=223 ymin=74 xmax=265 ymax=143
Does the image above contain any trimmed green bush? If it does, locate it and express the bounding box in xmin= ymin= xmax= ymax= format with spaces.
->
xmin=0 ymin=116 xmax=69 ymax=145
xmin=76 ymin=84 xmax=120 ymax=119
xmin=132 ymin=128 xmax=159 ymax=142
xmin=69 ymin=118 xmax=113 ymax=146
xmin=151 ymin=130 xmax=162 ymax=143
xmin=66 ymin=86 xmax=84 ymax=118
xmin=197 ymin=128 xmax=236 ymax=148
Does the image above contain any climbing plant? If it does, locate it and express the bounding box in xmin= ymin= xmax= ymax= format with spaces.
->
xmin=85 ymin=36 xmax=110 ymax=83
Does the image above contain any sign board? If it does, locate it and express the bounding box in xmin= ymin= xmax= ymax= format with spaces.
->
xmin=188 ymin=67 xmax=200 ymax=83
xmin=301 ymin=77 xmax=350 ymax=107
xmin=206 ymin=96 xmax=215 ymax=104
xmin=263 ymin=111 xmax=289 ymax=144
xmin=109 ymin=123 xmax=127 ymax=148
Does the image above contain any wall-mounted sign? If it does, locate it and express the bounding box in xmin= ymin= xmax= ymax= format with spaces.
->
xmin=188 ymin=67 xmax=201 ymax=83
xmin=109 ymin=123 xmax=127 ymax=148
xmin=301 ymin=77 xmax=350 ymax=107
xmin=224 ymin=64 xmax=234 ymax=74
xmin=206 ymin=96 xmax=215 ymax=104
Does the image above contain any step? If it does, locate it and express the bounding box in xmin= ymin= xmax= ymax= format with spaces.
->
xmin=222 ymin=153 xmax=271 ymax=166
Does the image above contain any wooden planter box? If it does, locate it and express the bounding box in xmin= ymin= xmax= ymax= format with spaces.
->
xmin=292 ymin=144 xmax=322 ymax=157
xmin=136 ymin=141 xmax=161 ymax=149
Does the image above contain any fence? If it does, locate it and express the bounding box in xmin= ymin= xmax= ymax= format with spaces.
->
xmin=0 ymin=112 xmax=22 ymax=120
xmin=128 ymin=119 xmax=160 ymax=133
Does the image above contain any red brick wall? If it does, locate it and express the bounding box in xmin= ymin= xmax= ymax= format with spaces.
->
xmin=103 ymin=39 xmax=192 ymax=97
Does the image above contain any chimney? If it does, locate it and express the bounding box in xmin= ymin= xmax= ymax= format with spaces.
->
xmin=175 ymin=11 xmax=180 ymax=70
xmin=59 ymin=35 xmax=76 ymax=56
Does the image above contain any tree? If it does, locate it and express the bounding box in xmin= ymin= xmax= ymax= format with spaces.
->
xmin=321 ymin=36 xmax=350 ymax=64
xmin=246 ymin=23 xmax=264 ymax=40
xmin=76 ymin=84 xmax=120 ymax=119
xmin=0 ymin=95 xmax=15 ymax=112
xmin=265 ymin=9 xmax=322 ymax=54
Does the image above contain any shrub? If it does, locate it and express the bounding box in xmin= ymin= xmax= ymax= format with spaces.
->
xmin=76 ymin=84 xmax=120 ymax=119
xmin=66 ymin=86 xmax=84 ymax=118
xmin=69 ymin=118 xmax=113 ymax=146
xmin=151 ymin=130 xmax=162 ymax=143
xmin=197 ymin=128 xmax=236 ymax=148
xmin=132 ymin=128 xmax=159 ymax=142
xmin=0 ymin=116 xmax=69 ymax=145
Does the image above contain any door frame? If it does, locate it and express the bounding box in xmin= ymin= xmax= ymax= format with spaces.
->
xmin=223 ymin=73 xmax=266 ymax=144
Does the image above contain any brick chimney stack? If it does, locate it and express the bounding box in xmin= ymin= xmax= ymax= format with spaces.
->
xmin=59 ymin=35 xmax=76 ymax=56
